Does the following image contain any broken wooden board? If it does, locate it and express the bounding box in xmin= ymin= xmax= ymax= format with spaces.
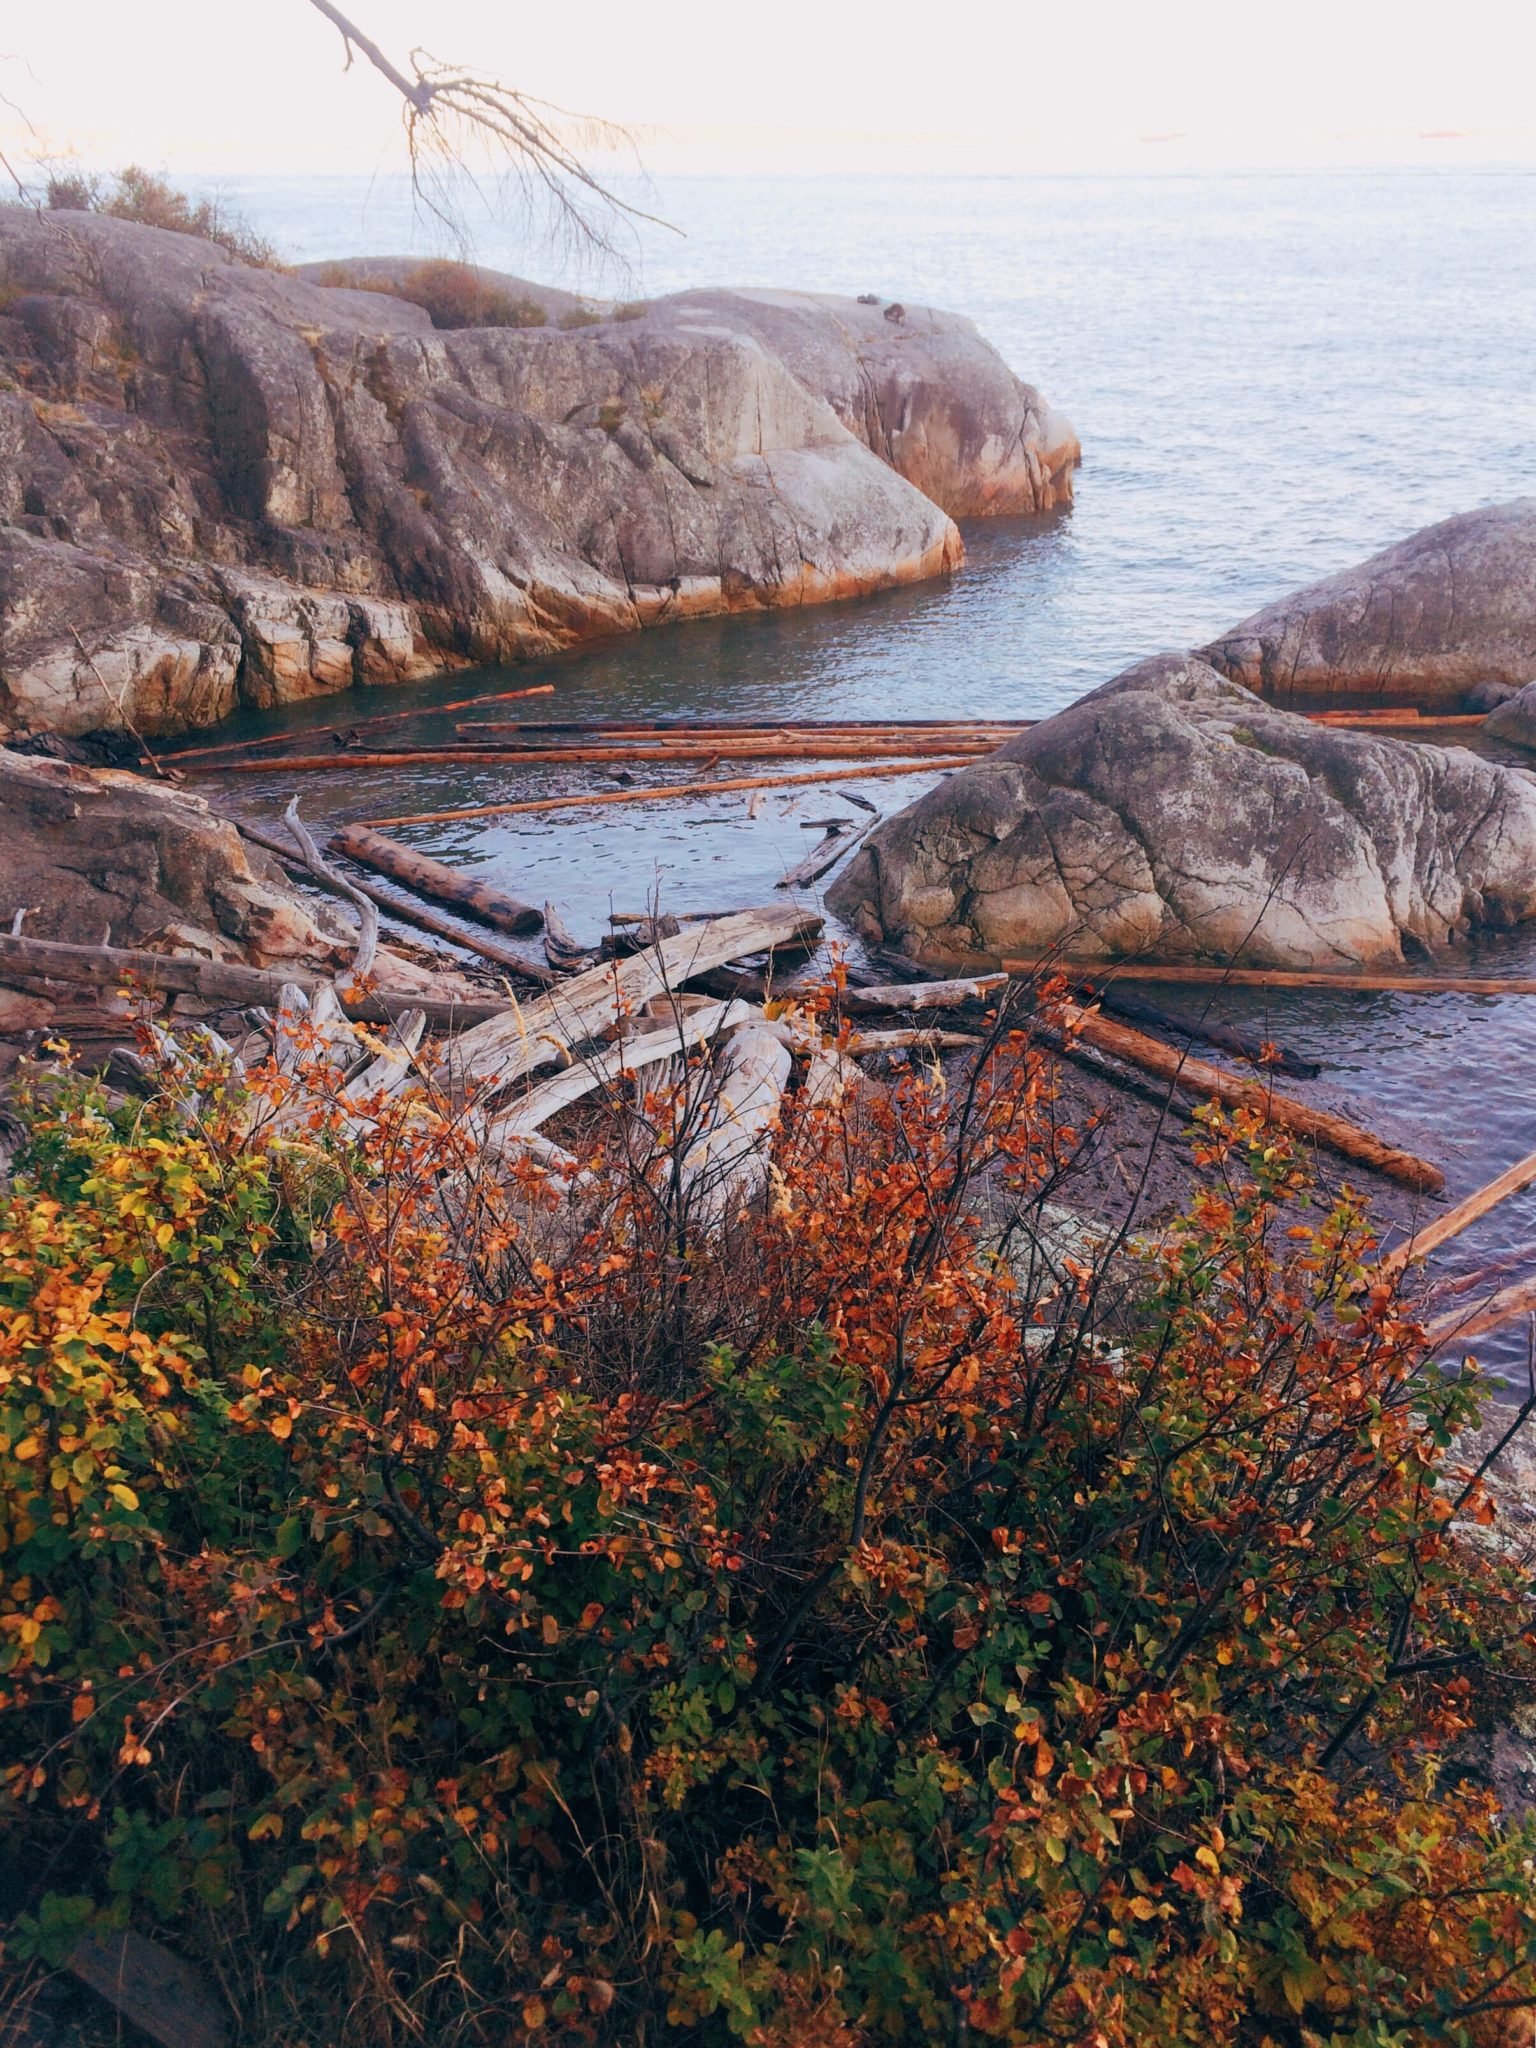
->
xmin=68 ymin=1927 xmax=229 ymax=2048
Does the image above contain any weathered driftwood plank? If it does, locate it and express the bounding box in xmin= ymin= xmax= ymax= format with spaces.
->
xmin=366 ymin=759 xmax=973 ymax=829
xmin=1004 ymin=959 xmax=1536 ymax=998
xmin=0 ymin=931 xmax=509 ymax=1031
xmin=1379 ymin=1146 xmax=1536 ymax=1279
xmin=488 ymin=1000 xmax=756 ymax=1139
xmin=680 ymin=1019 xmax=794 ymax=1222
xmin=1060 ymin=1000 xmax=1443 ymax=1193
xmin=68 ymin=1927 xmax=229 ymax=2048
xmin=329 ymin=826 xmax=543 ymax=937
xmin=444 ymin=908 xmax=822 ymax=1091
xmin=777 ymin=818 xmax=877 ymax=890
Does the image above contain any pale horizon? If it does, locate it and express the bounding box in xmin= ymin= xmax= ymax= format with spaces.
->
xmin=4 ymin=0 xmax=1535 ymax=183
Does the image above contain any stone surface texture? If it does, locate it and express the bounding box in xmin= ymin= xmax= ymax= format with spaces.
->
xmin=0 ymin=211 xmax=1077 ymax=737
xmin=1202 ymin=500 xmax=1536 ymax=712
xmin=828 ymin=653 xmax=1536 ymax=969
xmin=0 ymin=747 xmax=348 ymax=963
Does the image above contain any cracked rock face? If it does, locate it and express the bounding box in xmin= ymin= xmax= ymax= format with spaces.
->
xmin=827 ymin=653 xmax=1536 ymax=969
xmin=0 ymin=747 xmax=345 ymax=965
xmin=1202 ymin=500 xmax=1536 ymax=711
xmin=0 ymin=212 xmax=1075 ymax=738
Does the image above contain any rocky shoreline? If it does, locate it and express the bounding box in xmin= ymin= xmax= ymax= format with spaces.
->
xmin=0 ymin=207 xmax=1077 ymax=739
xmin=832 ymin=499 xmax=1536 ymax=970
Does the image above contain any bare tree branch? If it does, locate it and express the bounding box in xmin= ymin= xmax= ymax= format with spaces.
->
xmin=301 ymin=0 xmax=670 ymax=259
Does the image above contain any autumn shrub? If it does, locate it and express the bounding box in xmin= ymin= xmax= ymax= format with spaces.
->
xmin=43 ymin=171 xmax=102 ymax=213
xmin=100 ymin=167 xmax=280 ymax=268
xmin=41 ymin=164 xmax=280 ymax=267
xmin=2 ymin=1006 xmax=1535 ymax=2046
xmin=387 ymin=261 xmax=549 ymax=330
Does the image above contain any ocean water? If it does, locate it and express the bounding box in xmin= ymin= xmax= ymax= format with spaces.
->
xmin=197 ymin=170 xmax=1536 ymax=1364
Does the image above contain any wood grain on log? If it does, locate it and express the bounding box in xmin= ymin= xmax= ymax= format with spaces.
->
xmin=329 ymin=827 xmax=542 ymax=936
xmin=446 ymin=907 xmax=823 ymax=1090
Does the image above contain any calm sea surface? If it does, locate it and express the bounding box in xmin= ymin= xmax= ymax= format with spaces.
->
xmin=196 ymin=171 xmax=1536 ymax=1361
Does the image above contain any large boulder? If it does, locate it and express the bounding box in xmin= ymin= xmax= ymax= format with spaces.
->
xmin=637 ymin=289 xmax=1079 ymax=518
xmin=828 ymin=654 xmax=1536 ymax=969
xmin=0 ymin=748 xmax=346 ymax=965
xmin=0 ymin=211 xmax=1075 ymax=738
xmin=1203 ymin=501 xmax=1536 ymax=712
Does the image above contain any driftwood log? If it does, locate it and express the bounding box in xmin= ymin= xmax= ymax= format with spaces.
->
xmin=329 ymin=826 xmax=543 ymax=937
xmin=1060 ymin=1000 xmax=1443 ymax=1194
xmin=236 ymin=820 xmax=557 ymax=988
xmin=1379 ymin=1146 xmax=1536 ymax=1279
xmin=776 ymin=818 xmax=877 ymax=891
xmin=366 ymin=759 xmax=974 ymax=830
xmin=445 ymin=907 xmax=823 ymax=1090
xmin=0 ymin=931 xmax=510 ymax=1031
xmin=156 ymin=684 xmax=556 ymax=767
xmin=1006 ymin=960 xmax=1536 ymax=998
xmin=841 ymin=974 xmax=1011 ymax=1015
xmin=213 ymin=740 xmax=994 ymax=774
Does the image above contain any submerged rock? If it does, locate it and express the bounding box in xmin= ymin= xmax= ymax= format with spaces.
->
xmin=1202 ymin=500 xmax=1536 ymax=712
xmin=1483 ymin=680 xmax=1536 ymax=751
xmin=828 ymin=653 xmax=1536 ymax=969
xmin=0 ymin=211 xmax=1075 ymax=738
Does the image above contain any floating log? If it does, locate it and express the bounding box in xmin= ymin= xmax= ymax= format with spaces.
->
xmin=367 ymin=759 xmax=972 ymax=830
xmin=328 ymin=826 xmax=542 ymax=937
xmin=236 ymin=819 xmax=557 ymax=987
xmin=1003 ymin=959 xmax=1536 ymax=998
xmin=1379 ymin=1146 xmax=1536 ymax=1279
xmin=842 ymin=973 xmax=1011 ymax=1015
xmin=1059 ymin=1000 xmax=1444 ymax=1193
xmin=0 ymin=931 xmax=510 ymax=1032
xmin=1309 ymin=709 xmax=1486 ymax=729
xmin=445 ymin=906 xmax=823 ymax=1091
xmin=451 ymin=716 xmax=1033 ymax=739
xmin=1425 ymin=1274 xmax=1536 ymax=1350
xmin=155 ymin=684 xmax=557 ymax=767
xmin=776 ymin=817 xmax=877 ymax=890
xmin=212 ymin=737 xmax=998 ymax=773
xmin=1080 ymin=981 xmax=1321 ymax=1079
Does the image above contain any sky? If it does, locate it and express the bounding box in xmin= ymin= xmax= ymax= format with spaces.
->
xmin=3 ymin=0 xmax=1535 ymax=179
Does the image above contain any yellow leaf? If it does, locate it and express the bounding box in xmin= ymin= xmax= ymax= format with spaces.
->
xmin=270 ymin=1414 xmax=293 ymax=1441
xmin=1195 ymin=1845 xmax=1221 ymax=1873
xmin=107 ymin=1483 xmax=140 ymax=1512
xmin=248 ymin=1812 xmax=283 ymax=1841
